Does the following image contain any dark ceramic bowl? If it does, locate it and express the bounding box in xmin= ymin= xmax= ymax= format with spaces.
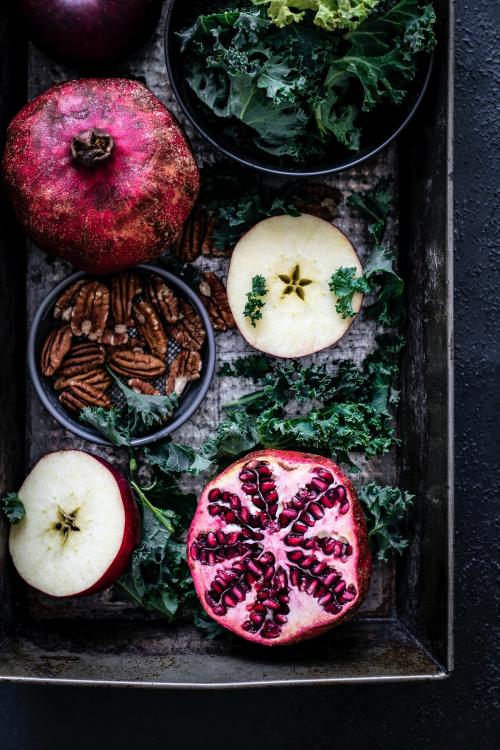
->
xmin=165 ymin=1 xmax=433 ymax=177
xmin=28 ymin=263 xmax=216 ymax=447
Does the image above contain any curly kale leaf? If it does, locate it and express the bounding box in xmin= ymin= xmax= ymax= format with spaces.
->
xmin=253 ymin=0 xmax=382 ymax=31
xmin=144 ymin=442 xmax=212 ymax=477
xmin=359 ymin=483 xmax=414 ymax=560
xmin=244 ymin=275 xmax=268 ymax=327
xmin=329 ymin=266 xmax=371 ymax=318
xmin=219 ymin=354 xmax=273 ymax=380
xmin=1 ymin=492 xmax=26 ymax=524
xmin=80 ymin=406 xmax=131 ymax=447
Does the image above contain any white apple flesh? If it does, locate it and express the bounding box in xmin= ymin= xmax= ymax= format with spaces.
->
xmin=226 ymin=214 xmax=363 ymax=358
xmin=9 ymin=450 xmax=139 ymax=597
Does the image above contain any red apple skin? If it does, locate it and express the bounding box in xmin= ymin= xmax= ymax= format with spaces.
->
xmin=71 ymin=453 xmax=140 ymax=597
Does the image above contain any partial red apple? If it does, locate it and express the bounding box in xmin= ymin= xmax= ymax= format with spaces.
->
xmin=9 ymin=450 xmax=140 ymax=597
xmin=226 ymin=213 xmax=363 ymax=358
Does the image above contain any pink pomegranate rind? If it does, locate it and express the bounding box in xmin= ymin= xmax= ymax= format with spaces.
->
xmin=2 ymin=78 xmax=200 ymax=274
xmin=187 ymin=449 xmax=372 ymax=646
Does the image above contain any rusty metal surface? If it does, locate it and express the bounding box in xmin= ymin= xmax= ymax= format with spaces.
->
xmin=0 ymin=0 xmax=453 ymax=685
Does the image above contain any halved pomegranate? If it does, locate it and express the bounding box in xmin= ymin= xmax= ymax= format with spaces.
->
xmin=187 ymin=450 xmax=372 ymax=646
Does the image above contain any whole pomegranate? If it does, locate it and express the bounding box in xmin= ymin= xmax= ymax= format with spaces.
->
xmin=2 ymin=78 xmax=199 ymax=274
xmin=188 ymin=450 xmax=372 ymax=646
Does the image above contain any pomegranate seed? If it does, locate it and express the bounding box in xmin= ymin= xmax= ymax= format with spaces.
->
xmin=208 ymin=488 xmax=221 ymax=502
xmin=278 ymin=594 xmax=290 ymax=603
xmin=334 ymin=581 xmax=346 ymax=594
xmin=216 ymin=530 xmax=225 ymax=544
xmin=254 ymin=602 xmax=266 ymax=613
xmin=240 ymin=507 xmax=250 ymax=523
xmin=320 ymin=491 xmax=335 ymax=508
xmin=307 ymin=578 xmax=320 ymax=596
xmin=239 ymin=470 xmax=254 ymax=482
xmin=224 ymin=511 xmax=237 ymax=523
xmin=275 ymin=614 xmax=288 ymax=624
xmin=313 ymin=468 xmax=333 ymax=483
xmin=207 ymin=552 xmax=216 ymax=565
xmin=252 ymin=495 xmax=266 ymax=510
xmin=319 ymin=593 xmax=333 ymax=606
xmin=226 ymin=531 xmax=240 ymax=545
xmin=266 ymin=492 xmax=278 ymax=504
xmin=301 ymin=556 xmax=316 ymax=569
xmin=339 ymin=591 xmax=355 ymax=603
xmin=300 ymin=511 xmax=315 ymax=527
xmin=250 ymin=612 xmax=264 ymax=625
xmin=258 ymin=464 xmax=272 ymax=476
xmin=199 ymin=550 xmax=207 ymax=564
xmin=263 ymin=598 xmax=280 ymax=610
xmin=302 ymin=538 xmax=315 ymax=549
xmin=289 ymin=567 xmax=300 ymax=586
xmin=268 ymin=503 xmax=278 ymax=517
xmin=278 ymin=508 xmax=298 ymax=526
xmin=190 ymin=544 xmax=199 ymax=560
xmin=311 ymin=560 xmax=327 ymax=576
xmin=324 ymin=601 xmax=342 ymax=614
xmin=208 ymin=505 xmax=221 ymax=516
xmin=211 ymin=580 xmax=224 ymax=595
xmin=247 ymin=559 xmax=262 ymax=576
xmin=333 ymin=541 xmax=343 ymax=557
xmin=263 ymin=566 xmax=275 ymax=581
xmin=285 ymin=533 xmax=303 ymax=547
xmin=339 ymin=502 xmax=350 ymax=515
xmin=242 ymin=482 xmax=257 ymax=494
xmin=230 ymin=495 xmax=241 ymax=510
xmin=213 ymin=605 xmax=227 ymax=616
xmin=221 ymin=491 xmax=231 ymax=502
xmin=244 ymin=460 xmax=260 ymax=470
xmin=292 ymin=498 xmax=305 ymax=510
xmin=310 ymin=477 xmax=329 ymax=493
xmin=323 ymin=571 xmax=339 ymax=587
xmin=293 ymin=521 xmax=308 ymax=534
xmin=206 ymin=532 xmax=216 ymax=547
xmin=309 ymin=502 xmax=324 ymax=519
xmin=322 ymin=539 xmax=336 ymax=554
xmin=274 ymin=569 xmax=288 ymax=590
xmin=231 ymin=586 xmax=245 ymax=602
xmin=332 ymin=485 xmax=346 ymax=503
xmin=259 ymin=551 xmax=275 ymax=565
xmin=260 ymin=481 xmax=275 ymax=493
xmin=345 ymin=543 xmax=353 ymax=556
xmin=314 ymin=586 xmax=326 ymax=599
xmin=222 ymin=592 xmax=237 ymax=608
xmin=287 ymin=550 xmax=303 ymax=563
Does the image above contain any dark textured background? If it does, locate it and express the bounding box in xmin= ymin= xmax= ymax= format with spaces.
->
xmin=0 ymin=0 xmax=498 ymax=746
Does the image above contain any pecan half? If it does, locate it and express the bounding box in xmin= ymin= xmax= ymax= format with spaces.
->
xmin=60 ymin=381 xmax=112 ymax=413
xmin=169 ymin=301 xmax=206 ymax=351
xmin=71 ymin=280 xmax=110 ymax=341
xmin=57 ymin=342 xmax=106 ymax=378
xmin=172 ymin=208 xmax=206 ymax=262
xmin=54 ymin=367 xmax=112 ymax=393
xmin=166 ymin=350 xmax=203 ymax=396
xmin=99 ymin=328 xmax=129 ymax=347
xmin=145 ymin=275 xmax=180 ymax=325
xmin=40 ymin=325 xmax=73 ymax=377
xmin=296 ymin=183 xmax=342 ymax=221
xmin=127 ymin=378 xmax=160 ymax=396
xmin=53 ymin=280 xmax=86 ymax=321
xmin=111 ymin=272 xmax=142 ymax=332
xmin=107 ymin=349 xmax=166 ymax=379
xmin=198 ymin=272 xmax=235 ymax=332
xmin=133 ymin=300 xmax=168 ymax=359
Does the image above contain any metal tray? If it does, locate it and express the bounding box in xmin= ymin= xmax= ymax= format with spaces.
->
xmin=0 ymin=0 xmax=454 ymax=687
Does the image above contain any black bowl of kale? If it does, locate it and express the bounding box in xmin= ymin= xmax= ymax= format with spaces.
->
xmin=165 ymin=0 xmax=435 ymax=176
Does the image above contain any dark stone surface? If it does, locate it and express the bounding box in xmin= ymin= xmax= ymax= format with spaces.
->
xmin=0 ymin=0 xmax=498 ymax=747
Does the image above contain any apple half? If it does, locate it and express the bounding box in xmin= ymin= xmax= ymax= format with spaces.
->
xmin=226 ymin=214 xmax=363 ymax=358
xmin=9 ymin=450 xmax=140 ymax=597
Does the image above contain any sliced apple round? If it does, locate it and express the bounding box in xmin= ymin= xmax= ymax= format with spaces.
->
xmin=226 ymin=213 xmax=363 ymax=358
xmin=9 ymin=450 xmax=139 ymax=598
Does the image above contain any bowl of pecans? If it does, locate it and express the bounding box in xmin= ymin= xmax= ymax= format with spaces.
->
xmin=28 ymin=263 xmax=217 ymax=446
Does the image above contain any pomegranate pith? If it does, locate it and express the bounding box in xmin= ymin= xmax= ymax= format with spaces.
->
xmin=187 ymin=450 xmax=372 ymax=646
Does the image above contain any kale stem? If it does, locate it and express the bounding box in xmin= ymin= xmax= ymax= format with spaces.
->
xmin=130 ymin=480 xmax=173 ymax=531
